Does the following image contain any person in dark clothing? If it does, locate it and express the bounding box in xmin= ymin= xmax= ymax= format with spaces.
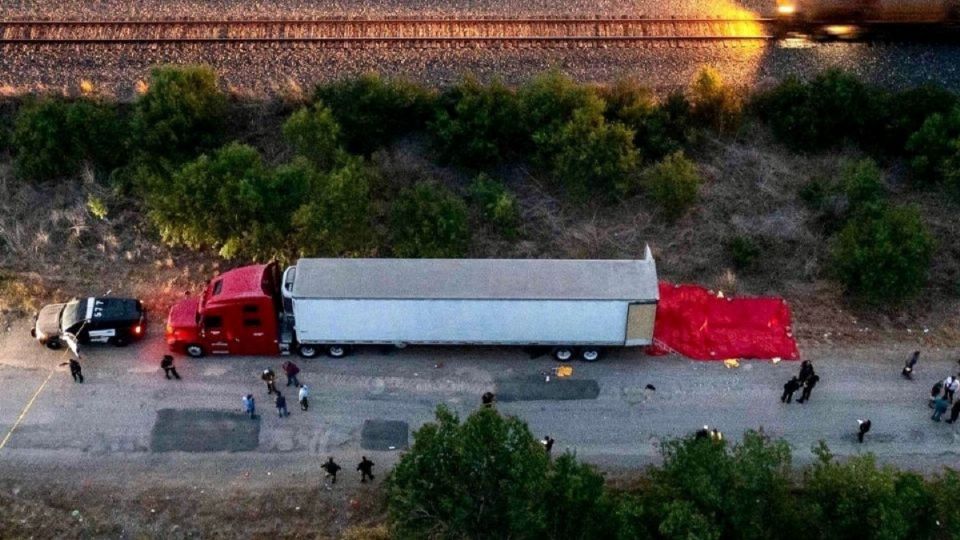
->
xmin=902 ymin=351 xmax=920 ymax=379
xmin=542 ymin=435 xmax=555 ymax=454
xmin=275 ymin=393 xmax=289 ymax=417
xmin=161 ymin=355 xmax=181 ymax=380
xmin=931 ymin=381 xmax=945 ymax=408
xmin=797 ymin=374 xmax=820 ymax=404
xmin=946 ymin=400 xmax=960 ymax=424
xmin=781 ymin=376 xmax=801 ymax=403
xmin=321 ymin=457 xmax=341 ymax=484
xmin=857 ymin=419 xmax=871 ymax=443
xmin=282 ymin=360 xmax=301 ymax=388
xmin=798 ymin=361 xmax=814 ymax=385
xmin=60 ymin=358 xmax=84 ymax=383
xmin=262 ymin=369 xmax=277 ymax=395
xmin=695 ymin=426 xmax=711 ymax=440
xmin=481 ymin=391 xmax=496 ymax=408
xmin=357 ymin=456 xmax=375 ymax=483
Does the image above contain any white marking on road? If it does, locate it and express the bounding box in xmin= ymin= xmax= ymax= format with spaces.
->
xmin=0 ymin=369 xmax=54 ymax=450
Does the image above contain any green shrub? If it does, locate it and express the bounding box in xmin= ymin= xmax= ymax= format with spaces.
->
xmin=728 ymin=236 xmax=761 ymax=271
xmin=431 ymin=78 xmax=523 ymax=167
xmin=754 ymin=70 xmax=885 ymax=152
xmin=131 ymin=65 xmax=227 ymax=165
xmin=13 ymin=98 xmax=124 ymax=181
xmin=603 ymin=78 xmax=687 ymax=160
xmin=282 ymin=102 xmax=345 ymax=171
xmin=467 ymin=174 xmax=520 ymax=238
xmin=519 ymin=71 xmax=606 ymax=165
xmin=883 ymin=85 xmax=957 ymax=154
xmin=690 ymin=67 xmax=742 ymax=135
xmin=289 ymin=157 xmax=375 ymax=256
xmin=642 ymin=152 xmax=701 ymax=220
xmin=830 ymin=204 xmax=934 ymax=304
xmin=838 ymin=158 xmax=887 ymax=215
xmin=548 ymin=108 xmax=639 ymax=199
xmin=315 ymin=73 xmax=435 ymax=154
xmin=389 ymin=182 xmax=469 ymax=258
xmin=943 ymin=139 xmax=960 ymax=201
xmin=144 ymin=142 xmax=293 ymax=260
xmin=905 ymin=105 xmax=960 ymax=186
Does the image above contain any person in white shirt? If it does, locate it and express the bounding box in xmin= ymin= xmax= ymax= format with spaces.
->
xmin=299 ymin=385 xmax=309 ymax=411
xmin=945 ymin=376 xmax=960 ymax=403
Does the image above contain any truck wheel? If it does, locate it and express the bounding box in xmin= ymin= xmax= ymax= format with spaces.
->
xmin=186 ymin=344 xmax=205 ymax=358
xmin=327 ymin=345 xmax=348 ymax=358
xmin=552 ymin=347 xmax=574 ymax=362
xmin=298 ymin=344 xmax=319 ymax=359
xmin=580 ymin=348 xmax=602 ymax=362
xmin=45 ymin=338 xmax=62 ymax=350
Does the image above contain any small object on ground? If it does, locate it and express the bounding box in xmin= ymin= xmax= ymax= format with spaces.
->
xmin=857 ymin=419 xmax=872 ymax=443
xmin=723 ymin=359 xmax=740 ymax=369
xmin=434 ymin=362 xmax=444 ymax=369
xmin=321 ymin=457 xmax=341 ymax=484
xmin=554 ymin=365 xmax=573 ymax=378
xmin=645 ymin=384 xmax=656 ymax=391
xmin=771 ymin=357 xmax=782 ymax=364
xmin=357 ymin=456 xmax=375 ymax=483
xmin=161 ymin=355 xmax=181 ymax=380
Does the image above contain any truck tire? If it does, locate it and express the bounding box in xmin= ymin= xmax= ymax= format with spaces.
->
xmin=580 ymin=348 xmax=603 ymax=362
xmin=186 ymin=344 xmax=205 ymax=358
xmin=298 ymin=344 xmax=319 ymax=359
xmin=552 ymin=347 xmax=574 ymax=362
xmin=45 ymin=338 xmax=62 ymax=350
xmin=326 ymin=345 xmax=348 ymax=358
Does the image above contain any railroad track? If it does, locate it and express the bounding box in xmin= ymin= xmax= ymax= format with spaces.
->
xmin=0 ymin=18 xmax=776 ymax=46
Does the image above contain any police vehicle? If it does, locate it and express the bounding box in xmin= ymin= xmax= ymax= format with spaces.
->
xmin=32 ymin=297 xmax=146 ymax=349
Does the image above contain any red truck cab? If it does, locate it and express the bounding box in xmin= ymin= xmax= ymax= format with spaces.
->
xmin=166 ymin=263 xmax=282 ymax=357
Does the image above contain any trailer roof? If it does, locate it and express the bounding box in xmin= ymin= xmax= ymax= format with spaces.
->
xmin=291 ymin=251 xmax=658 ymax=301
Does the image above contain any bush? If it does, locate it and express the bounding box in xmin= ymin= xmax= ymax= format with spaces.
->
xmin=431 ymin=78 xmax=523 ymax=167
xmin=830 ymin=204 xmax=935 ymax=304
xmin=315 ymin=73 xmax=435 ymax=154
xmin=389 ymin=182 xmax=470 ymax=258
xmin=838 ymin=158 xmax=887 ymax=215
xmin=754 ymin=70 xmax=885 ymax=152
xmin=548 ymin=108 xmax=639 ymax=199
xmin=690 ymin=67 xmax=742 ymax=135
xmin=289 ymin=157 xmax=375 ymax=256
xmin=906 ymin=105 xmax=960 ymax=187
xmin=144 ymin=142 xmax=293 ymax=260
xmin=467 ymin=174 xmax=520 ymax=238
xmin=943 ymin=139 xmax=960 ymax=201
xmin=131 ymin=65 xmax=227 ymax=165
xmin=728 ymin=236 xmax=761 ymax=271
xmin=13 ymin=98 xmax=124 ymax=180
xmin=282 ymin=102 xmax=345 ymax=171
xmin=883 ymin=85 xmax=957 ymax=154
xmin=642 ymin=152 xmax=701 ymax=220
xmin=603 ymin=78 xmax=687 ymax=160
xmin=519 ymin=71 xmax=606 ymax=165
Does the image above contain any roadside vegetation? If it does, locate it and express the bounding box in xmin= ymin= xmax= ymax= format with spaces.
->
xmin=2 ymin=65 xmax=959 ymax=316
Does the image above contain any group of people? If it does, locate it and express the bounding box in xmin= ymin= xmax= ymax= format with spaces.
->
xmin=781 ymin=360 xmax=820 ymax=404
xmin=929 ymin=373 xmax=960 ymax=423
xmin=320 ymin=456 xmax=376 ymax=485
xmin=244 ymin=360 xmax=309 ymax=419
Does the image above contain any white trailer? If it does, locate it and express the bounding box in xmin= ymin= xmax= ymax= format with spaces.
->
xmin=280 ymin=250 xmax=658 ymax=361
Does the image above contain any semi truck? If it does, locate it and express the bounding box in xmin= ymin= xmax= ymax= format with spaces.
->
xmin=165 ymin=252 xmax=659 ymax=362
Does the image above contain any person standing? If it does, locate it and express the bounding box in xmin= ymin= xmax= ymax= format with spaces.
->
xmin=298 ymin=385 xmax=309 ymax=411
xmin=932 ymin=397 xmax=950 ymax=422
xmin=321 ymin=457 xmax=341 ymax=484
xmin=481 ymin=392 xmax=496 ymax=408
xmin=161 ymin=355 xmax=181 ymax=380
xmin=781 ymin=376 xmax=801 ymax=403
xmin=798 ymin=361 xmax=814 ymax=385
xmin=797 ymin=374 xmax=820 ymax=404
xmin=946 ymin=376 xmax=960 ymax=403
xmin=931 ymin=380 xmax=945 ymax=408
xmin=60 ymin=358 xmax=84 ymax=383
xmin=282 ymin=360 xmax=301 ymax=388
xmin=902 ymin=351 xmax=920 ymax=379
xmin=243 ymin=394 xmax=256 ymax=419
xmin=357 ymin=456 xmax=375 ymax=483
xmin=541 ymin=435 xmax=555 ymax=454
xmin=857 ymin=419 xmax=871 ymax=443
xmin=275 ymin=392 xmax=289 ymax=418
xmin=946 ymin=400 xmax=960 ymax=424
xmin=262 ymin=369 xmax=277 ymax=395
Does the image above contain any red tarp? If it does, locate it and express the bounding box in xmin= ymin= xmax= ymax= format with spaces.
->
xmin=648 ymin=282 xmax=800 ymax=361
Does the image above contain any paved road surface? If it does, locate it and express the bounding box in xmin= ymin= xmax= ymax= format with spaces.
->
xmin=2 ymin=318 xmax=959 ymax=490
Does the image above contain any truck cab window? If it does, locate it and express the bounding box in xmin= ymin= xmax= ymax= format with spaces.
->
xmin=242 ymin=305 xmax=259 ymax=313
xmin=204 ymin=316 xmax=223 ymax=329
xmin=212 ymin=280 xmax=223 ymax=296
